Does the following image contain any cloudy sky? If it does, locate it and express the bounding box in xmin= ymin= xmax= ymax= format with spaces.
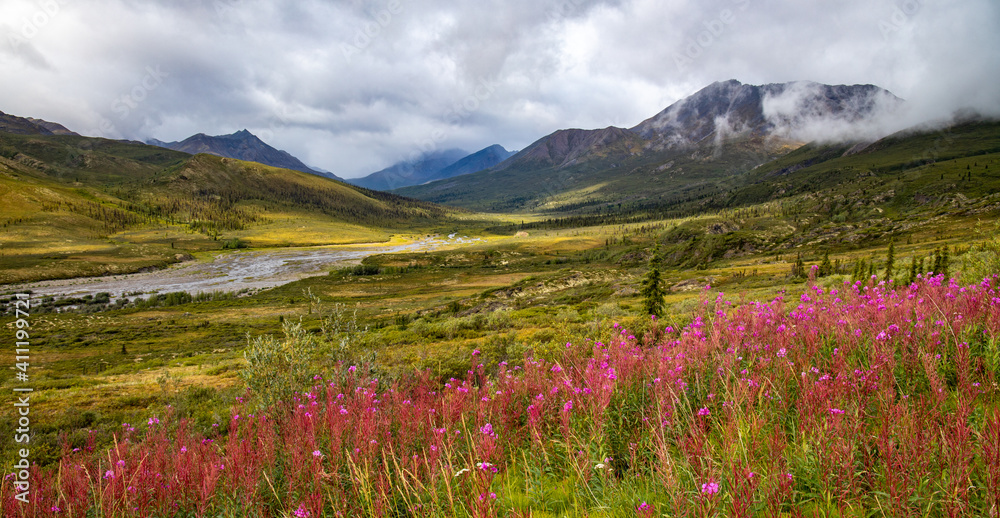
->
xmin=1 ymin=0 xmax=997 ymax=177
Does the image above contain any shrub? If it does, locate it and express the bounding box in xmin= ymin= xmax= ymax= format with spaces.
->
xmin=240 ymin=319 xmax=319 ymax=411
xmin=221 ymin=237 xmax=248 ymax=249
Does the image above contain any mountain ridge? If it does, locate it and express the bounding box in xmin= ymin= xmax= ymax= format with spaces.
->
xmin=147 ymin=129 xmax=342 ymax=181
xmin=396 ymin=79 xmax=904 ymax=211
xmin=0 ymin=110 xmax=79 ymax=136
xmin=350 ymin=145 xmax=514 ymax=191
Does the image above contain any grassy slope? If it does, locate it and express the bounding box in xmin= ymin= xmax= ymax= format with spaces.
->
xmin=396 ymin=134 xmax=796 ymax=213
xmin=727 ymin=120 xmax=1000 ymax=211
xmin=397 ymin=121 xmax=1000 ymax=220
xmin=0 ymin=134 xmax=459 ymax=283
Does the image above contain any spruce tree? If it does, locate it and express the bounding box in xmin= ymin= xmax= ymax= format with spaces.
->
xmin=640 ymin=244 xmax=666 ymax=317
xmin=884 ymin=240 xmax=895 ymax=281
xmin=852 ymin=258 xmax=866 ymax=283
xmin=941 ymin=246 xmax=950 ymax=278
xmin=819 ymin=251 xmax=833 ymax=277
xmin=792 ymin=253 xmax=805 ymax=278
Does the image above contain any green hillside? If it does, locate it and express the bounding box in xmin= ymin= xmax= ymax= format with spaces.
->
xmin=396 ymin=132 xmax=796 ymax=213
xmin=0 ymin=134 xmax=457 ymax=283
xmin=400 ymin=120 xmax=1000 ymax=228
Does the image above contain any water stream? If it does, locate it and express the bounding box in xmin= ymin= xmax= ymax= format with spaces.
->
xmin=3 ymin=235 xmax=481 ymax=301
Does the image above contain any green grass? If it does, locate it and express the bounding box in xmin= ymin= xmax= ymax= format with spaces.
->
xmin=2 ymin=201 xmax=994 ymax=470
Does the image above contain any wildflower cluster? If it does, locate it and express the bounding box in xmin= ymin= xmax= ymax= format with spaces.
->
xmin=3 ymin=274 xmax=999 ymax=516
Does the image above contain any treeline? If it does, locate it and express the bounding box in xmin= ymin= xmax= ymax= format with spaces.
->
xmin=335 ymin=264 xmax=424 ymax=277
xmin=74 ymin=201 xmax=146 ymax=234
xmin=131 ymin=290 xmax=247 ymax=309
xmin=486 ymin=198 xmax=796 ymax=233
xmin=788 ymin=244 xmax=958 ymax=285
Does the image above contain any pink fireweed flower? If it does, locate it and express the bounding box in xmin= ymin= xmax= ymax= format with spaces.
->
xmin=697 ymin=407 xmax=710 ymax=416
xmin=701 ymin=480 xmax=720 ymax=495
xmin=476 ymin=462 xmax=498 ymax=473
xmin=104 ymin=470 xmax=115 ymax=480
xmin=829 ymin=408 xmax=845 ymax=415
xmin=563 ymin=400 xmax=573 ymax=412
xmin=480 ymin=423 xmax=496 ymax=437
xmin=292 ymin=505 xmax=309 ymax=517
xmin=312 ymin=450 xmax=323 ymax=458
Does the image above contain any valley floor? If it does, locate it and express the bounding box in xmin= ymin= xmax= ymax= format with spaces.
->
xmin=1 ymin=208 xmax=999 ymax=516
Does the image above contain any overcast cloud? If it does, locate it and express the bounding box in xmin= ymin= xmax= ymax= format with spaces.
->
xmin=0 ymin=0 xmax=997 ymax=177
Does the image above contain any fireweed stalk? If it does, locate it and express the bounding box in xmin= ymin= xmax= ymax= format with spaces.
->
xmin=2 ymin=274 xmax=999 ymax=516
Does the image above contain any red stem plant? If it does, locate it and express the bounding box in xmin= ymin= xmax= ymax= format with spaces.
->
xmin=3 ymin=274 xmax=999 ymax=516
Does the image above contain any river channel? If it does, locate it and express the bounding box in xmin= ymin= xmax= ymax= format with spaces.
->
xmin=3 ymin=235 xmax=481 ymax=301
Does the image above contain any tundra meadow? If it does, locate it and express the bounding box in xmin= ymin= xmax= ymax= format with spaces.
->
xmin=4 ymin=269 xmax=999 ymax=517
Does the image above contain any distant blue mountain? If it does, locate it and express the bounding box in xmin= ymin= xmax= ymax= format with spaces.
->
xmin=347 ymin=145 xmax=514 ymax=191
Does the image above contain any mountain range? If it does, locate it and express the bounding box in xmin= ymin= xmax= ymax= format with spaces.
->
xmin=396 ymin=80 xmax=904 ymax=211
xmin=346 ymin=145 xmax=515 ymax=191
xmin=1 ymin=78 xmax=998 ymax=284
xmin=147 ymin=130 xmax=342 ymax=181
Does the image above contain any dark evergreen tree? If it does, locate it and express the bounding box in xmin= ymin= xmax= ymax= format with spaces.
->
xmin=884 ymin=240 xmax=895 ymax=281
xmin=640 ymin=244 xmax=666 ymax=317
xmin=819 ymin=251 xmax=833 ymax=277
xmin=791 ymin=253 xmax=806 ymax=278
xmin=852 ymin=258 xmax=866 ymax=283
